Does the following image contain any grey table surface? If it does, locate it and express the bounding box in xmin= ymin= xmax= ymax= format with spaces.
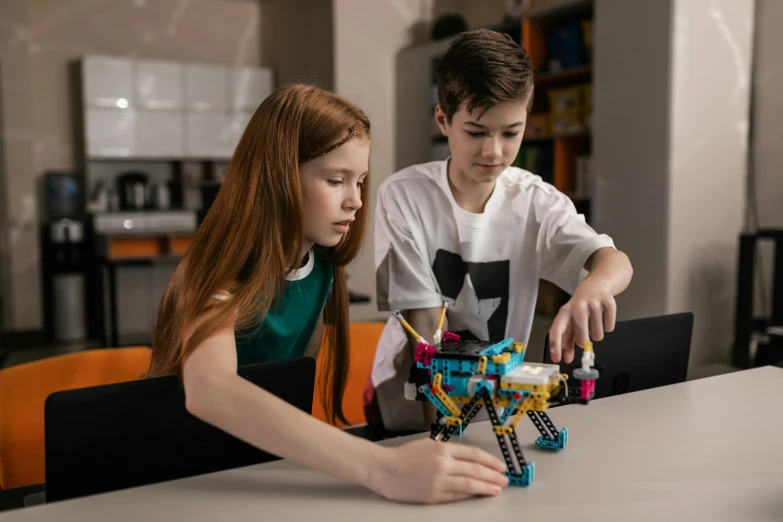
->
xmin=4 ymin=366 xmax=783 ymax=521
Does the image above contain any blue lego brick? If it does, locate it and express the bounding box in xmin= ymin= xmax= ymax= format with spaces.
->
xmin=535 ymin=427 xmax=568 ymax=450
xmin=478 ymin=338 xmax=513 ymax=357
xmin=440 ymin=359 xmax=478 ymax=374
xmin=498 ymin=395 xmax=525 ymax=424
xmin=506 ymin=462 xmax=535 ymax=487
xmin=449 ymin=376 xmax=471 ymax=397
xmin=498 ymin=388 xmax=527 ymax=397
xmin=473 ymin=380 xmax=494 ymax=397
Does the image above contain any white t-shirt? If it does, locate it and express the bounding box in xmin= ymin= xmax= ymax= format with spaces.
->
xmin=369 ymin=159 xmax=616 ymax=432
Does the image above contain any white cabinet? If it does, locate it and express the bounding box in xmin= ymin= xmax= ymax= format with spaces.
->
xmin=184 ymin=64 xmax=230 ymax=112
xmin=135 ymin=59 xmax=183 ymax=110
xmin=232 ymin=67 xmax=274 ymax=111
xmin=231 ymin=111 xmax=254 ymax=148
xmin=186 ymin=113 xmax=234 ymax=158
xmin=82 ymin=56 xmax=134 ymax=109
xmin=85 ymin=108 xmax=136 ymax=157
xmin=137 ymin=111 xmax=184 ymax=158
xmin=81 ymin=56 xmax=271 ymax=160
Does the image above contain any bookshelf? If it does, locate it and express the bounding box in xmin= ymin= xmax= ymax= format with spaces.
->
xmin=517 ymin=0 xmax=595 ymax=318
xmin=518 ymin=0 xmax=594 ymax=223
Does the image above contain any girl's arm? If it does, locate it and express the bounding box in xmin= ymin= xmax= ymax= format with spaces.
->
xmin=181 ymin=313 xmax=510 ymax=504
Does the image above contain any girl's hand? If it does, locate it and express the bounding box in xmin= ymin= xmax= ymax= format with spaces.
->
xmin=369 ymin=438 xmax=509 ymax=504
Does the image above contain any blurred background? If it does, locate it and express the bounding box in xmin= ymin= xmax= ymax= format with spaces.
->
xmin=0 ymin=0 xmax=780 ymax=382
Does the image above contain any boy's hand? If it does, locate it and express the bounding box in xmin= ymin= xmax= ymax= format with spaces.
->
xmin=548 ymin=278 xmax=617 ymax=363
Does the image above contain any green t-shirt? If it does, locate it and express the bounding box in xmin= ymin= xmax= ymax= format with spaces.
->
xmin=235 ymin=249 xmax=333 ymax=366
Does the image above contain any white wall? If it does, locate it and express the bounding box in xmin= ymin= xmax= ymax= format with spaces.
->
xmin=750 ymin=0 xmax=783 ymax=321
xmin=592 ymin=0 xmax=755 ymax=372
xmin=752 ymin=0 xmax=783 ymax=230
xmin=332 ymin=0 xmax=429 ymax=321
xmin=260 ymin=0 xmax=333 ymax=90
xmin=591 ymin=0 xmax=673 ymax=320
xmin=666 ymin=0 xmax=755 ymax=367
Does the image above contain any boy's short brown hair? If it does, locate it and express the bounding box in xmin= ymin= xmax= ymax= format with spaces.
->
xmin=437 ymin=29 xmax=534 ymax=123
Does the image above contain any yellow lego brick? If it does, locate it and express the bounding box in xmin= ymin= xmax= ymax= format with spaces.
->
xmin=513 ymin=342 xmax=525 ymax=353
xmin=499 ymin=381 xmax=530 ymax=391
xmin=493 ymin=425 xmax=513 ymax=435
xmin=492 ymin=352 xmax=511 ymax=364
xmin=445 ymin=416 xmax=462 ymax=427
xmin=478 ymin=356 xmax=487 ymax=375
xmin=433 ymin=387 xmax=463 ymax=417
xmin=433 ymin=373 xmax=443 ymax=387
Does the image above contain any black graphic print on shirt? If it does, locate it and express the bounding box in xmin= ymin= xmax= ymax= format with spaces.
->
xmin=431 ymin=249 xmax=510 ymax=342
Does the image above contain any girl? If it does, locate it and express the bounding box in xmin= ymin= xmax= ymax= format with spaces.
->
xmin=147 ymin=84 xmax=509 ymax=504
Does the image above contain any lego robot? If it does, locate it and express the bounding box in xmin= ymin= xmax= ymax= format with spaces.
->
xmin=394 ymin=301 xmax=599 ymax=487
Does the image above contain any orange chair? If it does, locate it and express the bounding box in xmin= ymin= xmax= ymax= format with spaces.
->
xmin=0 ymin=347 xmax=152 ymax=491
xmin=312 ymin=321 xmax=384 ymax=427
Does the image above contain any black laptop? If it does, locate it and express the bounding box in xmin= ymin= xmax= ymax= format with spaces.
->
xmin=44 ymin=357 xmax=316 ymax=503
xmin=544 ymin=313 xmax=694 ymax=399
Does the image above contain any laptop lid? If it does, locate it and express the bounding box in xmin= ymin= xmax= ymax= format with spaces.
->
xmin=544 ymin=313 xmax=693 ymax=399
xmin=44 ymin=357 xmax=316 ymax=503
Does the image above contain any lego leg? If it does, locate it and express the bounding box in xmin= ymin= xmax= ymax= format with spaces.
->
xmin=480 ymin=389 xmax=534 ymax=487
xmin=530 ymin=411 xmax=568 ymax=450
xmin=435 ymin=394 xmax=483 ymax=442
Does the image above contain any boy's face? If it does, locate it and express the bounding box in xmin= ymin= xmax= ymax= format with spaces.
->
xmin=435 ymin=98 xmax=529 ymax=185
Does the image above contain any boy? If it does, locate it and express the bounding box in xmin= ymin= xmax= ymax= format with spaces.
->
xmin=366 ymin=29 xmax=633 ymax=433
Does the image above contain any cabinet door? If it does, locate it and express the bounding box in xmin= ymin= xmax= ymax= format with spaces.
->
xmin=137 ymin=111 xmax=184 ymax=158
xmin=136 ymin=59 xmax=183 ymax=110
xmin=184 ymin=64 xmax=230 ymax=112
xmin=85 ymin=108 xmax=136 ymax=158
xmin=185 ymin=113 xmax=234 ymax=159
xmin=232 ymin=67 xmax=274 ymax=111
xmin=230 ymin=111 xmax=254 ymax=150
xmin=82 ymin=56 xmax=134 ymax=108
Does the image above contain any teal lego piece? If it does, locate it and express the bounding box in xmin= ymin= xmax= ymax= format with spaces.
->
xmin=535 ymin=427 xmax=569 ymax=450
xmin=498 ymin=393 xmax=526 ymax=424
xmin=478 ymin=338 xmax=514 ymax=357
xmin=506 ymin=462 xmax=535 ymax=487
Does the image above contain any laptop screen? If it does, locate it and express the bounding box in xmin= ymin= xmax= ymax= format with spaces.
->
xmin=544 ymin=313 xmax=693 ymax=400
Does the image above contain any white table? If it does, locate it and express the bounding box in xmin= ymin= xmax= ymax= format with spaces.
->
xmin=4 ymin=366 xmax=783 ymax=521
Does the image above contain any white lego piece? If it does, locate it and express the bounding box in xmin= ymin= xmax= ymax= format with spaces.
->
xmin=501 ymin=363 xmax=561 ymax=386
xmin=467 ymin=375 xmax=497 ymax=397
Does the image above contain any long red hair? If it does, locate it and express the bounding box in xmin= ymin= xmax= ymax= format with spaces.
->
xmin=148 ymin=84 xmax=371 ymax=426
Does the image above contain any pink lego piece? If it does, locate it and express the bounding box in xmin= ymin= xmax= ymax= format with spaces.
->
xmin=415 ymin=342 xmax=436 ymax=366
xmin=442 ymin=331 xmax=460 ymax=341
xmin=580 ymin=379 xmax=595 ymax=400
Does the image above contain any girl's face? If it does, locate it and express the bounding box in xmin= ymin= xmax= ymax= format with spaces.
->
xmin=299 ymin=136 xmax=369 ymax=251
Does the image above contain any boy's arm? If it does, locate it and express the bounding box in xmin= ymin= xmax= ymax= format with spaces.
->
xmin=403 ymin=308 xmax=445 ymax=428
xmin=548 ymin=247 xmax=633 ymax=363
